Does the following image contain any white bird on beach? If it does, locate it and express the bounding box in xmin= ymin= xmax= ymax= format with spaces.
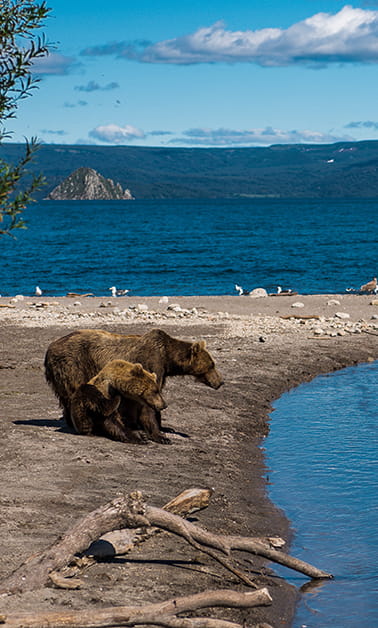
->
xmin=360 ymin=277 xmax=377 ymax=294
xmin=35 ymin=286 xmax=42 ymax=296
xmin=109 ymin=286 xmax=130 ymax=297
xmin=235 ymin=283 xmax=250 ymax=296
xmin=276 ymin=285 xmax=294 ymax=295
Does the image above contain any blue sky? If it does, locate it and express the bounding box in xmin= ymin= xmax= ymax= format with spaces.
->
xmin=9 ymin=1 xmax=378 ymax=147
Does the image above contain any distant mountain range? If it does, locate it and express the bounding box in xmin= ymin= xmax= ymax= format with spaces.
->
xmin=3 ymin=140 xmax=378 ymax=199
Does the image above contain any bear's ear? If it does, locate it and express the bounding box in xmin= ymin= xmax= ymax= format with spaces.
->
xmin=130 ymin=363 xmax=144 ymax=376
xmin=191 ymin=340 xmax=206 ymax=356
xmin=151 ymin=372 xmax=157 ymax=382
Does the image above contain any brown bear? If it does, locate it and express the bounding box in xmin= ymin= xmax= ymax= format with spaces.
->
xmin=70 ymin=360 xmax=167 ymax=443
xmin=45 ymin=328 xmax=223 ymax=443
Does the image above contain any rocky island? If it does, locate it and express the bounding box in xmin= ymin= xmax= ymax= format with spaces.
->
xmin=46 ymin=167 xmax=134 ymax=200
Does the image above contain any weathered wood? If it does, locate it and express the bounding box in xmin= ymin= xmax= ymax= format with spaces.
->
xmin=163 ymin=487 xmax=213 ymax=516
xmin=0 ymin=489 xmax=331 ymax=596
xmin=86 ymin=487 xmax=283 ymax=561
xmin=86 ymin=487 xmax=213 ymax=558
xmin=0 ymin=491 xmax=149 ymax=595
xmin=0 ymin=588 xmax=272 ymax=627
xmin=280 ymin=314 xmax=320 ymax=320
xmin=145 ymin=506 xmax=332 ymax=580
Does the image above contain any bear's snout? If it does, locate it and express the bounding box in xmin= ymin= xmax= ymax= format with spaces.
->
xmin=153 ymin=396 xmax=168 ymax=411
xmin=211 ymin=378 xmax=224 ymax=390
xmin=197 ymin=369 xmax=224 ymax=389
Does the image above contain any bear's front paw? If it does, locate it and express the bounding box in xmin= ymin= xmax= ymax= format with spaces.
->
xmin=151 ymin=433 xmax=171 ymax=445
xmin=126 ymin=430 xmax=150 ymax=444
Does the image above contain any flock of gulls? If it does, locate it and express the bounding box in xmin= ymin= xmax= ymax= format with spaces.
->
xmin=29 ymin=277 xmax=378 ymax=298
xmin=235 ymin=277 xmax=378 ymax=296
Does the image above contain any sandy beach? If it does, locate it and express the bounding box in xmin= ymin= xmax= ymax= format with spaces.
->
xmin=1 ymin=293 xmax=378 ymax=627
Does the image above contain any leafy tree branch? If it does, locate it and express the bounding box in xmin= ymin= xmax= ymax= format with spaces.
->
xmin=0 ymin=0 xmax=51 ymax=237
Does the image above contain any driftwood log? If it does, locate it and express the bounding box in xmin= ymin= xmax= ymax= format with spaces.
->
xmin=86 ymin=488 xmax=284 ymax=560
xmin=280 ymin=314 xmax=321 ymax=320
xmin=0 ymin=489 xmax=332 ymax=598
xmin=0 ymin=589 xmax=273 ymax=628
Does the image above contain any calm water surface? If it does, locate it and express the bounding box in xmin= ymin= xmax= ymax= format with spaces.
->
xmin=266 ymin=361 xmax=378 ymax=628
xmin=1 ymin=198 xmax=377 ymax=296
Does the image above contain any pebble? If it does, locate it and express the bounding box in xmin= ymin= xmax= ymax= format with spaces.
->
xmin=327 ymin=299 xmax=340 ymax=306
xmin=291 ymin=302 xmax=305 ymax=308
xmin=335 ymin=312 xmax=350 ymax=319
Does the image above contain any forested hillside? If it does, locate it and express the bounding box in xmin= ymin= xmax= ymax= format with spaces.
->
xmin=3 ymin=140 xmax=378 ymax=199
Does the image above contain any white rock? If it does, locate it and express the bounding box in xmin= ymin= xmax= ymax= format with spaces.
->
xmin=335 ymin=312 xmax=350 ymax=319
xmin=291 ymin=301 xmax=305 ymax=308
xmin=248 ymin=288 xmax=268 ymax=298
xmin=137 ymin=303 xmax=149 ymax=311
xmin=159 ymin=296 xmax=169 ymax=304
xmin=167 ymin=304 xmax=182 ymax=312
xmin=371 ymin=314 xmax=378 ymax=320
xmin=313 ymin=328 xmax=325 ymax=335
xmin=73 ymin=301 xmax=82 ymax=307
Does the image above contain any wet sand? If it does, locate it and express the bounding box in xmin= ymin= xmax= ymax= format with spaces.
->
xmin=1 ymin=293 xmax=377 ymax=627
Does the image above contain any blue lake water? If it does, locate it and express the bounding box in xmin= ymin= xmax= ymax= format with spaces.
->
xmin=266 ymin=361 xmax=378 ymax=628
xmin=1 ymin=198 xmax=377 ymax=296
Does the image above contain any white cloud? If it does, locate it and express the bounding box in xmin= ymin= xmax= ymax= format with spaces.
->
xmin=32 ymin=53 xmax=76 ymax=74
xmin=89 ymin=124 xmax=145 ymax=144
xmin=86 ymin=6 xmax=378 ymax=66
xmin=171 ymin=126 xmax=353 ymax=146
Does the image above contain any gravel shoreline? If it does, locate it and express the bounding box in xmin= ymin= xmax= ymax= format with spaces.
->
xmin=1 ymin=294 xmax=377 ymax=627
xmin=2 ymin=293 xmax=378 ymax=335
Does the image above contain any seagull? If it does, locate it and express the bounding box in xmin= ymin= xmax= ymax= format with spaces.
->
xmin=35 ymin=286 xmax=42 ymax=296
xmin=235 ymin=284 xmax=250 ymax=296
xmin=277 ymin=286 xmax=282 ymax=294
xmin=109 ymin=286 xmax=130 ymax=297
xmin=360 ymin=277 xmax=377 ymax=294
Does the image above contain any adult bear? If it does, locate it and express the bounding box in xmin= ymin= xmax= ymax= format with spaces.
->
xmin=70 ymin=360 xmax=167 ymax=443
xmin=45 ymin=328 xmax=223 ymax=443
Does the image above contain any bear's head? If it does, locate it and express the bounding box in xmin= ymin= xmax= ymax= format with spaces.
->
xmin=189 ymin=341 xmax=224 ymax=389
xmin=110 ymin=362 xmax=167 ymax=411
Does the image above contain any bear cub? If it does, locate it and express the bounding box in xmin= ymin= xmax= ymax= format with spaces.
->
xmin=70 ymin=359 xmax=167 ymax=444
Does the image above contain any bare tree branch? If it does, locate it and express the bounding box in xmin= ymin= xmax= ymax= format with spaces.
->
xmin=0 ymin=588 xmax=273 ymax=627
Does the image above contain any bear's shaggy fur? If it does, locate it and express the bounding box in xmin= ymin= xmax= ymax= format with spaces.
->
xmin=70 ymin=360 xmax=167 ymax=443
xmin=45 ymin=328 xmax=223 ymax=443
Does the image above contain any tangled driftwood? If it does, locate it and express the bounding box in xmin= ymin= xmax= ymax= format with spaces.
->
xmin=0 ymin=488 xmax=332 ymax=627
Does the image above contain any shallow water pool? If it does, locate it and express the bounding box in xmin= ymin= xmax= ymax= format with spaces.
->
xmin=265 ymin=360 xmax=378 ymax=628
